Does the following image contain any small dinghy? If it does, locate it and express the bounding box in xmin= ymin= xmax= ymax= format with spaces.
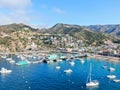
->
xmin=56 ymin=66 xmax=61 ymax=69
xmin=102 ymin=65 xmax=107 ymax=69
xmin=64 ymin=69 xmax=72 ymax=73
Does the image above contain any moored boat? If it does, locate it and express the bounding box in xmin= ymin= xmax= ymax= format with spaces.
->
xmin=107 ymin=75 xmax=116 ymax=79
xmin=109 ymin=67 xmax=115 ymax=72
xmin=0 ymin=67 xmax=12 ymax=74
xmin=16 ymin=60 xmax=31 ymax=66
xmin=56 ymin=66 xmax=61 ymax=69
xmin=113 ymin=79 xmax=120 ymax=82
xmin=86 ymin=63 xmax=99 ymax=87
xmin=64 ymin=69 xmax=72 ymax=73
xmin=70 ymin=61 xmax=75 ymax=66
xmin=9 ymin=60 xmax=15 ymax=64
xmin=102 ymin=65 xmax=107 ymax=69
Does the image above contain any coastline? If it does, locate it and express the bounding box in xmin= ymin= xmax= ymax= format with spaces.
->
xmin=0 ymin=50 xmax=52 ymax=55
xmin=89 ymin=54 xmax=120 ymax=62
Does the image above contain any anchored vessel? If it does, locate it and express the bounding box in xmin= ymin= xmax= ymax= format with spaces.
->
xmin=86 ymin=63 xmax=99 ymax=87
xmin=0 ymin=67 xmax=12 ymax=74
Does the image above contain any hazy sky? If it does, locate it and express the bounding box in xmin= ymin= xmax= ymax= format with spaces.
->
xmin=0 ymin=0 xmax=120 ymax=27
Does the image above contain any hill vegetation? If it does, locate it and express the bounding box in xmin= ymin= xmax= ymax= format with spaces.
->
xmin=0 ymin=23 xmax=120 ymax=52
xmin=48 ymin=23 xmax=120 ymax=45
xmin=84 ymin=24 xmax=120 ymax=36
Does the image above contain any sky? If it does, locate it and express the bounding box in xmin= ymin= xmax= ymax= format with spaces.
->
xmin=0 ymin=0 xmax=120 ymax=27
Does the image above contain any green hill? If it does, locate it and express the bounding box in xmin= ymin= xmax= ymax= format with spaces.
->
xmin=0 ymin=23 xmax=37 ymax=33
xmin=48 ymin=23 xmax=120 ymax=45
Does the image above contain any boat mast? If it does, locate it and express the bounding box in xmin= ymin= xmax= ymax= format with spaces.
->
xmin=89 ymin=63 xmax=92 ymax=82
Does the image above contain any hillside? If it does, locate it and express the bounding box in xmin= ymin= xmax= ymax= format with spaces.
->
xmin=0 ymin=23 xmax=38 ymax=33
xmin=48 ymin=23 xmax=120 ymax=45
xmin=0 ymin=23 xmax=120 ymax=52
xmin=85 ymin=24 xmax=120 ymax=36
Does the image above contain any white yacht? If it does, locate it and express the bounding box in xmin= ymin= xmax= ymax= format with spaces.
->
xmin=86 ymin=63 xmax=99 ymax=87
xmin=70 ymin=61 xmax=75 ymax=66
xmin=47 ymin=60 xmax=54 ymax=63
xmin=64 ymin=69 xmax=72 ymax=73
xmin=56 ymin=66 xmax=61 ymax=69
xmin=79 ymin=59 xmax=85 ymax=64
xmin=107 ymin=75 xmax=116 ymax=79
xmin=0 ymin=67 xmax=12 ymax=74
xmin=1 ymin=55 xmax=7 ymax=59
xmin=113 ymin=79 xmax=120 ymax=82
xmin=9 ymin=60 xmax=15 ymax=64
xmin=80 ymin=60 xmax=85 ymax=64
xmin=109 ymin=67 xmax=115 ymax=72
xmin=57 ymin=59 xmax=62 ymax=62
xmin=6 ymin=58 xmax=12 ymax=61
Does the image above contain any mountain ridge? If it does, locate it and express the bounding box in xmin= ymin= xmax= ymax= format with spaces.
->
xmin=84 ymin=24 xmax=120 ymax=36
xmin=0 ymin=23 xmax=38 ymax=33
xmin=48 ymin=23 xmax=120 ymax=45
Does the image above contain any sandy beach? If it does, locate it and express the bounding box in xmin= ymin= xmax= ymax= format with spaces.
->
xmin=89 ymin=54 xmax=120 ymax=62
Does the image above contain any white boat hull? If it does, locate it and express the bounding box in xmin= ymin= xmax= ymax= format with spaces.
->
xmin=64 ymin=69 xmax=72 ymax=73
xmin=0 ymin=68 xmax=12 ymax=74
xmin=113 ymin=79 xmax=120 ymax=82
xmin=86 ymin=81 xmax=99 ymax=87
xmin=109 ymin=67 xmax=115 ymax=72
xmin=107 ymin=75 xmax=116 ymax=79
xmin=70 ymin=62 xmax=75 ymax=66
xmin=56 ymin=66 xmax=61 ymax=69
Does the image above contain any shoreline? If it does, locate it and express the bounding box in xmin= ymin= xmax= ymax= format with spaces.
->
xmin=89 ymin=54 xmax=120 ymax=62
xmin=0 ymin=51 xmax=120 ymax=63
xmin=0 ymin=50 xmax=52 ymax=54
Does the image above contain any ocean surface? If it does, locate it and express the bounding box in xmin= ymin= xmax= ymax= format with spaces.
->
xmin=0 ymin=55 xmax=120 ymax=90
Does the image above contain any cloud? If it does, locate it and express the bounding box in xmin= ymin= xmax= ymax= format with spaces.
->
xmin=0 ymin=0 xmax=49 ymax=27
xmin=0 ymin=0 xmax=32 ymax=9
xmin=0 ymin=0 xmax=32 ymax=25
xmin=54 ymin=8 xmax=65 ymax=14
xmin=0 ymin=11 xmax=31 ymax=25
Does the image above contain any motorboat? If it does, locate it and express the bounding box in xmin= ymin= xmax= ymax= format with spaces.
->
xmin=57 ymin=59 xmax=62 ymax=62
xmin=1 ymin=55 xmax=7 ymax=59
xmin=109 ymin=67 xmax=115 ymax=72
xmin=113 ymin=79 xmax=120 ymax=82
xmin=70 ymin=61 xmax=75 ymax=66
xmin=86 ymin=63 xmax=99 ymax=87
xmin=56 ymin=66 xmax=61 ymax=69
xmin=16 ymin=60 xmax=31 ymax=66
xmin=107 ymin=75 xmax=116 ymax=79
xmin=9 ymin=60 xmax=15 ymax=64
xmin=47 ymin=60 xmax=54 ymax=63
xmin=6 ymin=58 xmax=12 ymax=61
xmin=0 ymin=67 xmax=12 ymax=74
xmin=80 ymin=60 xmax=85 ymax=64
xmin=64 ymin=69 xmax=72 ymax=73
xmin=102 ymin=65 xmax=107 ymax=69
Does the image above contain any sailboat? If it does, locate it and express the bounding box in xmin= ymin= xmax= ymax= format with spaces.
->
xmin=107 ymin=63 xmax=116 ymax=79
xmin=86 ymin=63 xmax=99 ymax=87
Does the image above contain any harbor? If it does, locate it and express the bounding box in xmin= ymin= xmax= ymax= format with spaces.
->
xmin=0 ymin=52 xmax=120 ymax=90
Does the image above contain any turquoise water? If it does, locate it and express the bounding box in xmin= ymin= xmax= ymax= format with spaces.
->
xmin=0 ymin=56 xmax=120 ymax=90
